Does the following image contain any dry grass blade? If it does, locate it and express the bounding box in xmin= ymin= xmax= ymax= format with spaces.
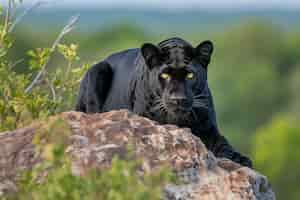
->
xmin=25 ymin=14 xmax=80 ymax=94
xmin=9 ymin=1 xmax=46 ymax=33
xmin=51 ymin=14 xmax=80 ymax=51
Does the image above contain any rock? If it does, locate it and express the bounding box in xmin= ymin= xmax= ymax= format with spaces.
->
xmin=0 ymin=109 xmax=275 ymax=199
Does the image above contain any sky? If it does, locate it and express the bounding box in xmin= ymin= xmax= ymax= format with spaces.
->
xmin=1 ymin=0 xmax=300 ymax=10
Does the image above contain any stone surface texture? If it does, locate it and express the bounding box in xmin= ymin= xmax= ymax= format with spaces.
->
xmin=0 ymin=110 xmax=275 ymax=199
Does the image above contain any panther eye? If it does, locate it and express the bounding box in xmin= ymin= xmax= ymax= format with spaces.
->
xmin=160 ymin=73 xmax=171 ymax=80
xmin=186 ymin=72 xmax=194 ymax=79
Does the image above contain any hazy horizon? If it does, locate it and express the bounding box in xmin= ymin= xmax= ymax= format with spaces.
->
xmin=1 ymin=0 xmax=300 ymax=10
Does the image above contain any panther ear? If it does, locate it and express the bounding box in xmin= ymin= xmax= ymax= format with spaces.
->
xmin=141 ymin=43 xmax=161 ymax=69
xmin=195 ymin=40 xmax=214 ymax=68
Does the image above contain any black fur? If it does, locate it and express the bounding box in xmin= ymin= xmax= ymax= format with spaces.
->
xmin=75 ymin=37 xmax=252 ymax=168
xmin=75 ymin=61 xmax=113 ymax=113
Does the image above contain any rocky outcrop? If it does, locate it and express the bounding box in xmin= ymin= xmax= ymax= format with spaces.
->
xmin=0 ymin=110 xmax=275 ymax=199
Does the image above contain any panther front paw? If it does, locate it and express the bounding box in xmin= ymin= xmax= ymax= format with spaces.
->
xmin=216 ymin=150 xmax=253 ymax=168
xmin=231 ymin=151 xmax=253 ymax=168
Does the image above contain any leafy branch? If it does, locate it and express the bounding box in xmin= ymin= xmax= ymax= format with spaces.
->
xmin=0 ymin=1 xmax=84 ymax=131
xmin=24 ymin=14 xmax=80 ymax=94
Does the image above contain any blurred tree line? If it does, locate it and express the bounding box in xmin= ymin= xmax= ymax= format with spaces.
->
xmin=1 ymin=2 xmax=300 ymax=199
xmin=1 ymin=2 xmax=174 ymax=199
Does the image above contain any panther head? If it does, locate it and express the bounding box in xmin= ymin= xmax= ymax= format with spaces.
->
xmin=140 ymin=37 xmax=213 ymax=118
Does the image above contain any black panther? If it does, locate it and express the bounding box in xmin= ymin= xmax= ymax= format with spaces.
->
xmin=75 ymin=37 xmax=252 ymax=168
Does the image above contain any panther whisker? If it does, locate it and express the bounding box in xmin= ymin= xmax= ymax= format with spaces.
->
xmin=161 ymin=101 xmax=168 ymax=113
xmin=193 ymin=103 xmax=209 ymax=108
xmin=193 ymin=98 xmax=209 ymax=103
xmin=193 ymin=102 xmax=208 ymax=107
xmin=153 ymin=100 xmax=161 ymax=106
xmin=193 ymin=97 xmax=208 ymax=101
xmin=161 ymin=107 xmax=167 ymax=113
xmin=153 ymin=97 xmax=163 ymax=105
xmin=159 ymin=105 xmax=167 ymax=113
xmin=153 ymin=102 xmax=163 ymax=111
xmin=159 ymin=105 xmax=165 ymax=111
xmin=152 ymin=98 xmax=169 ymax=114
xmin=192 ymin=102 xmax=209 ymax=109
xmin=193 ymin=105 xmax=209 ymax=109
xmin=193 ymin=100 xmax=208 ymax=105
xmin=193 ymin=94 xmax=209 ymax=98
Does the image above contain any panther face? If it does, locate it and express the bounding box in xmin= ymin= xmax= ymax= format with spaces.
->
xmin=157 ymin=61 xmax=206 ymax=113
xmin=141 ymin=37 xmax=213 ymax=118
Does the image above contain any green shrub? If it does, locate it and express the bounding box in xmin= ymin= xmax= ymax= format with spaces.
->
xmin=14 ymin=155 xmax=174 ymax=200
xmin=0 ymin=1 xmax=87 ymax=131
xmin=1 ymin=3 xmax=175 ymax=199
xmin=15 ymin=119 xmax=174 ymax=200
xmin=252 ymin=116 xmax=300 ymax=200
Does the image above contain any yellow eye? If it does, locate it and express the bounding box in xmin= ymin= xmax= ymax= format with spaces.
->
xmin=161 ymin=73 xmax=171 ymax=80
xmin=186 ymin=72 xmax=194 ymax=79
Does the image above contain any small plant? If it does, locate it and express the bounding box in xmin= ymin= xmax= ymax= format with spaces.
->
xmin=15 ymin=156 xmax=175 ymax=200
xmin=1 ymin=2 xmax=176 ymax=199
xmin=10 ymin=118 xmax=175 ymax=200
xmin=0 ymin=1 xmax=85 ymax=131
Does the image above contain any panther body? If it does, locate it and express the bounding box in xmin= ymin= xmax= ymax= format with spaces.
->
xmin=75 ymin=38 xmax=252 ymax=168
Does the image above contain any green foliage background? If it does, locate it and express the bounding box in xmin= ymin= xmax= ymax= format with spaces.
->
xmin=1 ymin=1 xmax=300 ymax=199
